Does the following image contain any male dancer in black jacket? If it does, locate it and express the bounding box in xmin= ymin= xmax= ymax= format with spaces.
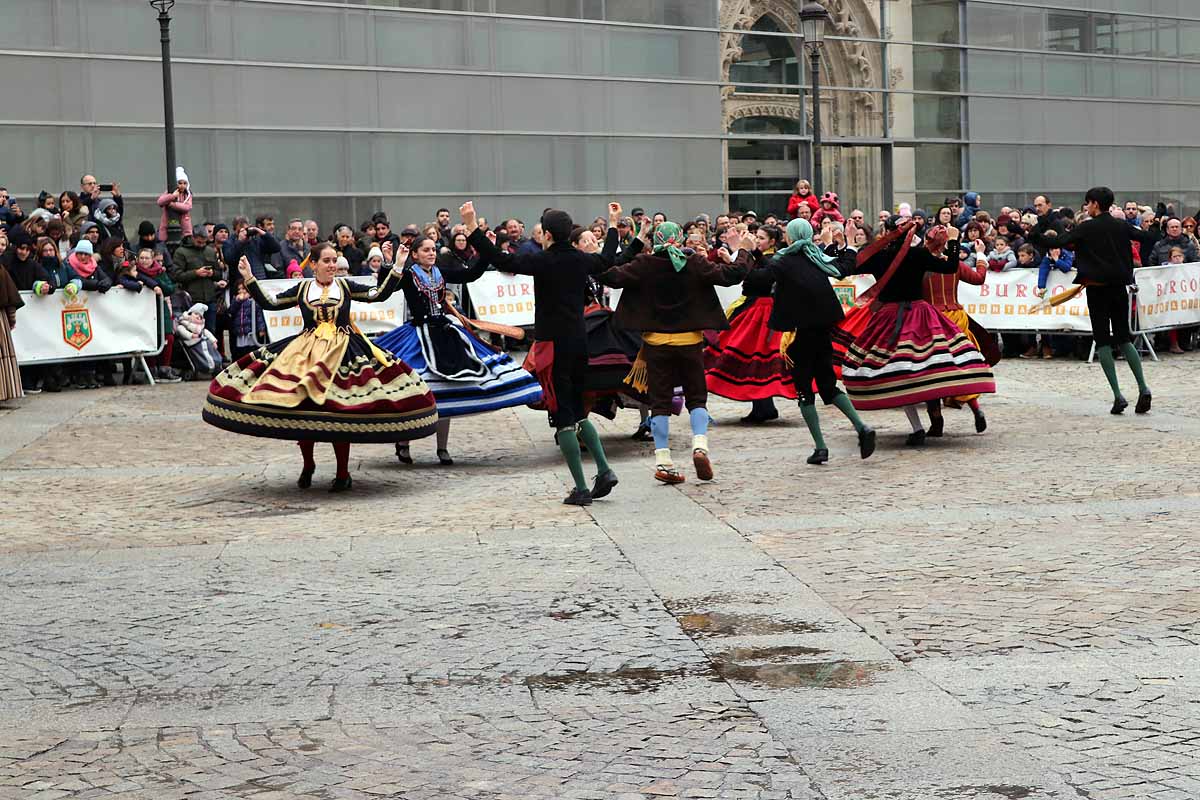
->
xmin=466 ymin=201 xmax=635 ymax=505
xmin=1029 ymin=186 xmax=1157 ymax=414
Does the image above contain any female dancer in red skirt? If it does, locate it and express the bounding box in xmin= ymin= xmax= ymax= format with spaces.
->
xmin=839 ymin=220 xmax=996 ymax=445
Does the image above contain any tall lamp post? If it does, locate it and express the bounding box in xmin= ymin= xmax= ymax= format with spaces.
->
xmin=799 ymin=2 xmax=832 ymax=196
xmin=150 ymin=0 xmax=177 ymax=194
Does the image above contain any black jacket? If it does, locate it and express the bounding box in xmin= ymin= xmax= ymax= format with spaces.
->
xmin=848 ymin=235 xmax=959 ymax=303
xmin=468 ymin=227 xmax=621 ymax=345
xmin=597 ymin=250 xmax=748 ymax=334
xmin=1 ymin=252 xmax=49 ymax=291
xmin=751 ymin=248 xmax=858 ymax=332
xmin=1030 ymin=213 xmax=1158 ymax=287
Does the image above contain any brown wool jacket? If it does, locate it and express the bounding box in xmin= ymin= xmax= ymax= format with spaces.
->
xmin=597 ymin=250 xmax=749 ymax=334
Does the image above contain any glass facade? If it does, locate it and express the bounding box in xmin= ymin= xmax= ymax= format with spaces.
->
xmin=6 ymin=0 xmax=1198 ymax=225
xmin=723 ymin=0 xmax=1200 ymax=219
xmin=3 ymin=0 xmax=723 ymax=227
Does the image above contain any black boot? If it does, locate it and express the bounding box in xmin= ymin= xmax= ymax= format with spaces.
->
xmin=806 ymin=448 xmax=829 ymax=465
xmin=906 ymin=429 xmax=927 ymax=447
xmin=297 ymin=468 xmax=314 ymax=489
xmin=330 ymin=475 xmax=353 ymax=493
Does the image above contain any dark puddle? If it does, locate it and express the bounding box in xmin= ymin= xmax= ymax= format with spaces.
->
xmin=715 ymin=644 xmax=829 ymax=662
xmin=712 ymin=660 xmax=891 ymax=689
xmin=524 ymin=667 xmax=690 ymax=695
xmin=939 ymin=787 xmax=1034 ymax=799
xmin=676 ymin=611 xmax=826 ymax=637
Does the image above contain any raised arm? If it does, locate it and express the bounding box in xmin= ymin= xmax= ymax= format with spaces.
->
xmin=347 ymin=244 xmax=409 ymax=302
xmin=240 ymin=256 xmax=301 ymax=309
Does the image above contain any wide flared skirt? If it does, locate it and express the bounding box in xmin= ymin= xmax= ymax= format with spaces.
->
xmin=704 ymin=298 xmax=797 ymax=401
xmin=374 ymin=319 xmax=543 ymax=418
xmin=0 ymin=314 xmax=23 ymax=401
xmin=203 ymin=328 xmax=438 ymax=443
xmin=841 ymin=301 xmax=996 ymax=411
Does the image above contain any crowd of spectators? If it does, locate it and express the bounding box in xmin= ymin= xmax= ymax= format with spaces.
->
xmin=2 ymin=169 xmax=1198 ymax=401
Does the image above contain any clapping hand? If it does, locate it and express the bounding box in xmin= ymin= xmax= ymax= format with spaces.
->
xmin=608 ymin=202 xmax=622 ymax=228
xmin=237 ymin=255 xmax=253 ymax=282
xmin=459 ymin=201 xmax=476 ymax=229
xmin=381 ymin=241 xmax=394 ymax=262
xmin=395 ymin=244 xmax=410 ymax=265
xmin=739 ymin=233 xmax=756 ymax=252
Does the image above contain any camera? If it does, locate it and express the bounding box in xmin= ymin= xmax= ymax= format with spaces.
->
xmin=99 ymin=183 xmax=113 ymax=192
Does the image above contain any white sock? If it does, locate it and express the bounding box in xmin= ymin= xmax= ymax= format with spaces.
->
xmin=693 ymin=434 xmax=709 ymax=453
xmin=904 ymin=405 xmax=923 ymax=433
xmin=654 ymin=448 xmax=673 ymax=468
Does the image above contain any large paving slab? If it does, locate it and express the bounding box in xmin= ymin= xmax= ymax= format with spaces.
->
xmin=1 ymin=353 xmax=1198 ymax=798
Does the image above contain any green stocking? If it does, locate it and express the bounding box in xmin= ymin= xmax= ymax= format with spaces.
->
xmin=557 ymin=428 xmax=588 ymax=491
xmin=1119 ymin=342 xmax=1149 ymax=394
xmin=1096 ymin=345 xmax=1123 ymax=400
xmin=831 ymin=393 xmax=866 ymax=433
xmin=799 ymin=403 xmax=827 ymax=450
xmin=576 ymin=420 xmax=611 ymax=473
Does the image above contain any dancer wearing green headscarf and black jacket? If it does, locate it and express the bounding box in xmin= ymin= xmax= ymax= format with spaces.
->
xmin=596 ymin=221 xmax=751 ymax=484
xmin=747 ymin=218 xmax=877 ymax=464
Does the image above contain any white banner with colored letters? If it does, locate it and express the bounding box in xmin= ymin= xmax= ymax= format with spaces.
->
xmin=14 ymin=289 xmax=160 ymax=365
xmin=1134 ymin=263 xmax=1200 ymax=331
xmin=469 ymin=271 xmax=538 ymax=327
xmin=259 ymin=278 xmax=406 ymax=343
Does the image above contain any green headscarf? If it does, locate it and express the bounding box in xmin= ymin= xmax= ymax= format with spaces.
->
xmin=653 ymin=221 xmax=688 ymax=272
xmin=774 ymin=218 xmax=840 ymax=277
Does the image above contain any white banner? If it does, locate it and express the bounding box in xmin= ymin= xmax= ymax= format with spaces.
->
xmin=831 ymin=270 xmax=1094 ymax=332
xmin=259 ymin=279 xmax=406 ymax=342
xmin=470 ymin=271 xmax=537 ymax=326
xmin=1134 ymin=262 xmax=1200 ymax=331
xmin=14 ymin=289 xmax=160 ymax=365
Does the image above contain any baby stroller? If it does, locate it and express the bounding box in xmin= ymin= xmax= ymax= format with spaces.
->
xmin=168 ymin=290 xmax=213 ymax=381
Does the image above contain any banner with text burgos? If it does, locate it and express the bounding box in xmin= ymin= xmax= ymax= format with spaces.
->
xmin=1134 ymin=262 xmax=1200 ymax=331
xmin=14 ymin=289 xmax=160 ymax=365
xmin=259 ymin=279 xmax=406 ymax=342
xmin=470 ymin=271 xmax=537 ymax=326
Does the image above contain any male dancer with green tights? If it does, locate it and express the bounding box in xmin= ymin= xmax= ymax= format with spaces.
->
xmin=1030 ymin=187 xmax=1156 ymax=414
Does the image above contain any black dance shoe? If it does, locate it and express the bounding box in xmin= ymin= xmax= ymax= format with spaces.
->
xmin=437 ymin=449 xmax=454 ymax=466
xmin=1135 ymin=390 xmax=1152 ymax=414
xmin=395 ymin=444 xmax=413 ymax=464
xmin=1110 ymin=396 xmax=1129 ymax=415
xmin=806 ymin=448 xmax=829 ymax=465
xmin=591 ymin=469 xmax=619 ymax=499
xmin=974 ymin=412 xmax=988 ymax=433
xmin=631 ymin=424 xmax=653 ymax=442
xmin=330 ymin=476 xmax=353 ymax=493
xmin=858 ymin=427 xmax=877 ymax=460
xmin=905 ymin=430 xmax=927 ymax=447
xmin=297 ymin=468 xmax=314 ymax=489
xmin=563 ymin=488 xmax=593 ymax=506
xmin=927 ymin=416 xmax=944 ymax=438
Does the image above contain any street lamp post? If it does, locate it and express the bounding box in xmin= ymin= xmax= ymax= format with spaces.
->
xmin=799 ymin=2 xmax=833 ymax=197
xmin=150 ymin=0 xmax=177 ymax=194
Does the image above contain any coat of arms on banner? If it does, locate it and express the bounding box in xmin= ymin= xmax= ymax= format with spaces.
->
xmin=833 ymin=281 xmax=857 ymax=308
xmin=61 ymin=294 xmax=93 ymax=351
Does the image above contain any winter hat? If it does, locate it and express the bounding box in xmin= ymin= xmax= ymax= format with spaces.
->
xmin=138 ymin=220 xmax=156 ymax=238
xmin=897 ymin=203 xmax=913 ymax=218
xmin=913 ymin=208 xmax=929 ymax=220
xmin=96 ymin=198 xmax=118 ymax=217
xmin=335 ymin=256 xmax=349 ymax=271
xmin=72 ymin=239 xmax=94 ymax=256
xmin=1021 ymin=213 xmax=1039 ymax=227
xmin=28 ymin=208 xmax=53 ymax=224
xmin=366 ymin=246 xmax=384 ymax=263
xmin=286 ymin=259 xmax=303 ymax=278
xmin=175 ymin=166 xmax=189 ymax=185
xmin=212 ymin=223 xmax=229 ymax=235
xmin=187 ymin=303 xmax=207 ymax=316
xmin=820 ymin=192 xmax=839 ymax=207
xmin=9 ymin=228 xmax=33 ymax=248
xmin=78 ymin=221 xmax=98 ymax=237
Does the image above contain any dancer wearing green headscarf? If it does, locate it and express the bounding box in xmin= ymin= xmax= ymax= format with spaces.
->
xmin=598 ymin=221 xmax=752 ymax=483
xmin=747 ymin=218 xmax=877 ymax=464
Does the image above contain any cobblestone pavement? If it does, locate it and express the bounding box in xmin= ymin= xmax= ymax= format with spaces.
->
xmin=1 ymin=354 xmax=1198 ymax=799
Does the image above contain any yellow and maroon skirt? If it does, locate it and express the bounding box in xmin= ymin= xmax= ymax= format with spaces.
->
xmin=203 ymin=326 xmax=438 ymax=443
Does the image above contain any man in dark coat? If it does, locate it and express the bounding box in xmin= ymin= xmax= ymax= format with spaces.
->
xmin=596 ymin=221 xmax=750 ymax=484
xmin=467 ymin=201 xmax=629 ymax=506
xmin=1029 ymin=186 xmax=1159 ymax=414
